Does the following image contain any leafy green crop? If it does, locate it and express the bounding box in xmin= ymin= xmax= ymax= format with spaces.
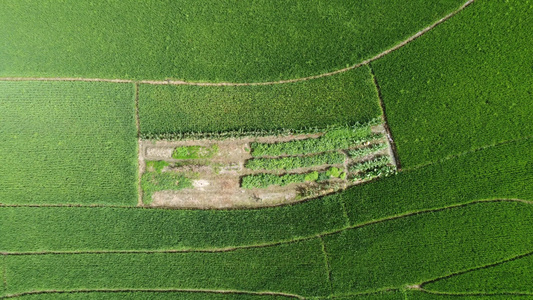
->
xmin=139 ymin=68 xmax=381 ymax=136
xmin=251 ymin=122 xmax=381 ymax=157
xmin=0 ymin=81 xmax=137 ymax=205
xmin=372 ymin=0 xmax=533 ymax=168
xmin=245 ymin=152 xmax=345 ymax=171
xmin=348 ymin=143 xmax=387 ymax=159
xmin=0 ymin=0 xmax=465 ymax=82
xmin=12 ymin=292 xmax=294 ymax=300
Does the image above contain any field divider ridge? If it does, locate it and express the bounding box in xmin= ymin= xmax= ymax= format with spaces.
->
xmin=0 ymin=288 xmax=305 ymax=300
xmin=318 ymin=236 xmax=334 ymax=295
xmin=418 ymin=249 xmax=533 ymax=289
xmin=1 ymin=199 xmax=531 ymax=257
xmin=368 ymin=64 xmax=401 ymax=170
xmin=0 ymin=0 xmax=475 ymax=87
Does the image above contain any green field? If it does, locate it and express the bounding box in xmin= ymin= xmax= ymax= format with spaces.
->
xmin=0 ymin=0 xmax=465 ymax=82
xmin=0 ymin=81 xmax=137 ymax=205
xmin=1 ymin=0 xmax=532 ymax=298
xmin=139 ymin=68 xmax=381 ymax=136
xmin=372 ymin=0 xmax=533 ymax=168
xmin=4 ymin=240 xmax=329 ymax=298
xmin=424 ymin=253 xmax=533 ymax=294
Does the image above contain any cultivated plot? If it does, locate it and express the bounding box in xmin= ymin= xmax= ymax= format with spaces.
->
xmin=0 ymin=81 xmax=138 ymax=205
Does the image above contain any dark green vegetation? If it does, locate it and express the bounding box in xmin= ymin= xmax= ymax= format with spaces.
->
xmin=172 ymin=145 xmax=218 ymax=159
xmin=245 ymin=152 xmax=345 ymax=171
xmin=4 ymin=240 xmax=329 ymax=298
xmin=424 ymin=253 xmax=533 ymax=294
xmin=240 ymin=168 xmax=347 ymax=189
xmin=325 ymin=201 xmax=533 ymax=294
xmin=348 ymin=143 xmax=387 ymax=159
xmin=0 ymin=81 xmax=137 ymax=205
xmin=139 ymin=68 xmax=381 ymax=136
xmin=0 ymin=0 xmax=465 ymax=82
xmin=251 ymin=122 xmax=380 ymax=157
xmin=372 ymin=0 xmax=533 ymax=168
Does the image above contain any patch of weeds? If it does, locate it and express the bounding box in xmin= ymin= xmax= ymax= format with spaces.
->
xmin=146 ymin=160 xmax=169 ymax=173
xmin=172 ymin=144 xmax=218 ymax=159
xmin=141 ymin=171 xmax=192 ymax=205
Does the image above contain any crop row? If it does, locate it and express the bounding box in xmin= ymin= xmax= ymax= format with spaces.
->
xmin=250 ymin=120 xmax=382 ymax=157
xmin=141 ymin=171 xmax=191 ymax=204
xmin=241 ymin=167 xmax=346 ymax=189
xmin=349 ymin=156 xmax=391 ymax=173
xmin=347 ymin=142 xmax=387 ymax=159
xmin=245 ymin=151 xmax=345 ymax=171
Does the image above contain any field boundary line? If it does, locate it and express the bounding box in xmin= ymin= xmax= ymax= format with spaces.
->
xmin=1 ymin=199 xmax=531 ymax=256
xmin=0 ymin=288 xmax=304 ymax=299
xmin=417 ymin=288 xmax=533 ymax=297
xmin=418 ymin=249 xmax=533 ymax=289
xmin=0 ymin=0 xmax=475 ymax=87
xmin=368 ymin=64 xmax=401 ymax=170
xmin=134 ymin=83 xmax=143 ymax=207
xmin=318 ymin=236 xmax=334 ymax=294
xmin=405 ymin=135 xmax=533 ymax=171
xmin=2 ymin=254 xmax=6 ymax=295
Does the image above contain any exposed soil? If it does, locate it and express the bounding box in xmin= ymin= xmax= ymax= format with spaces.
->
xmin=140 ymin=127 xmax=392 ymax=209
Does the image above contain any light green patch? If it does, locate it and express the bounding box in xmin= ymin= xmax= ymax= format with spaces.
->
xmin=172 ymin=145 xmax=218 ymax=160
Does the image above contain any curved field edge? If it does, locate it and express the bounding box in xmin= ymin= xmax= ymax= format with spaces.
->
xmin=421 ymin=251 xmax=533 ymax=294
xmin=0 ymin=0 xmax=468 ymax=82
xmin=1 ymin=137 xmax=531 ymax=253
xmin=371 ymin=0 xmax=533 ymax=168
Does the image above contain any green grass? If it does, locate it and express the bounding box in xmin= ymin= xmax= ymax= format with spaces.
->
xmin=139 ymin=68 xmax=381 ymax=136
xmin=371 ymin=0 xmax=533 ymax=168
xmin=324 ymin=201 xmax=533 ymax=294
xmin=0 ymin=0 xmax=465 ymax=82
xmin=424 ymin=253 xmax=533 ymax=294
xmin=11 ymin=292 xmax=294 ymax=299
xmin=171 ymin=145 xmax=218 ymax=159
xmin=251 ymin=122 xmax=381 ymax=157
xmin=0 ymin=81 xmax=137 ymax=205
xmin=0 ymin=195 xmax=347 ymax=252
xmin=4 ymin=240 xmax=329 ymax=298
xmin=341 ymin=138 xmax=533 ymax=226
xmin=245 ymin=152 xmax=345 ymax=171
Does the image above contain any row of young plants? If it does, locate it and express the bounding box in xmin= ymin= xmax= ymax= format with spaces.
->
xmin=245 ymin=151 xmax=345 ymax=171
xmin=241 ymin=167 xmax=346 ymax=189
xmin=349 ymin=156 xmax=395 ymax=181
xmin=347 ymin=142 xmax=387 ymax=159
xmin=250 ymin=120 xmax=382 ymax=157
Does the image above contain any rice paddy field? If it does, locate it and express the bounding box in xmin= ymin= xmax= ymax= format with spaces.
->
xmin=1 ymin=0 xmax=532 ymax=299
